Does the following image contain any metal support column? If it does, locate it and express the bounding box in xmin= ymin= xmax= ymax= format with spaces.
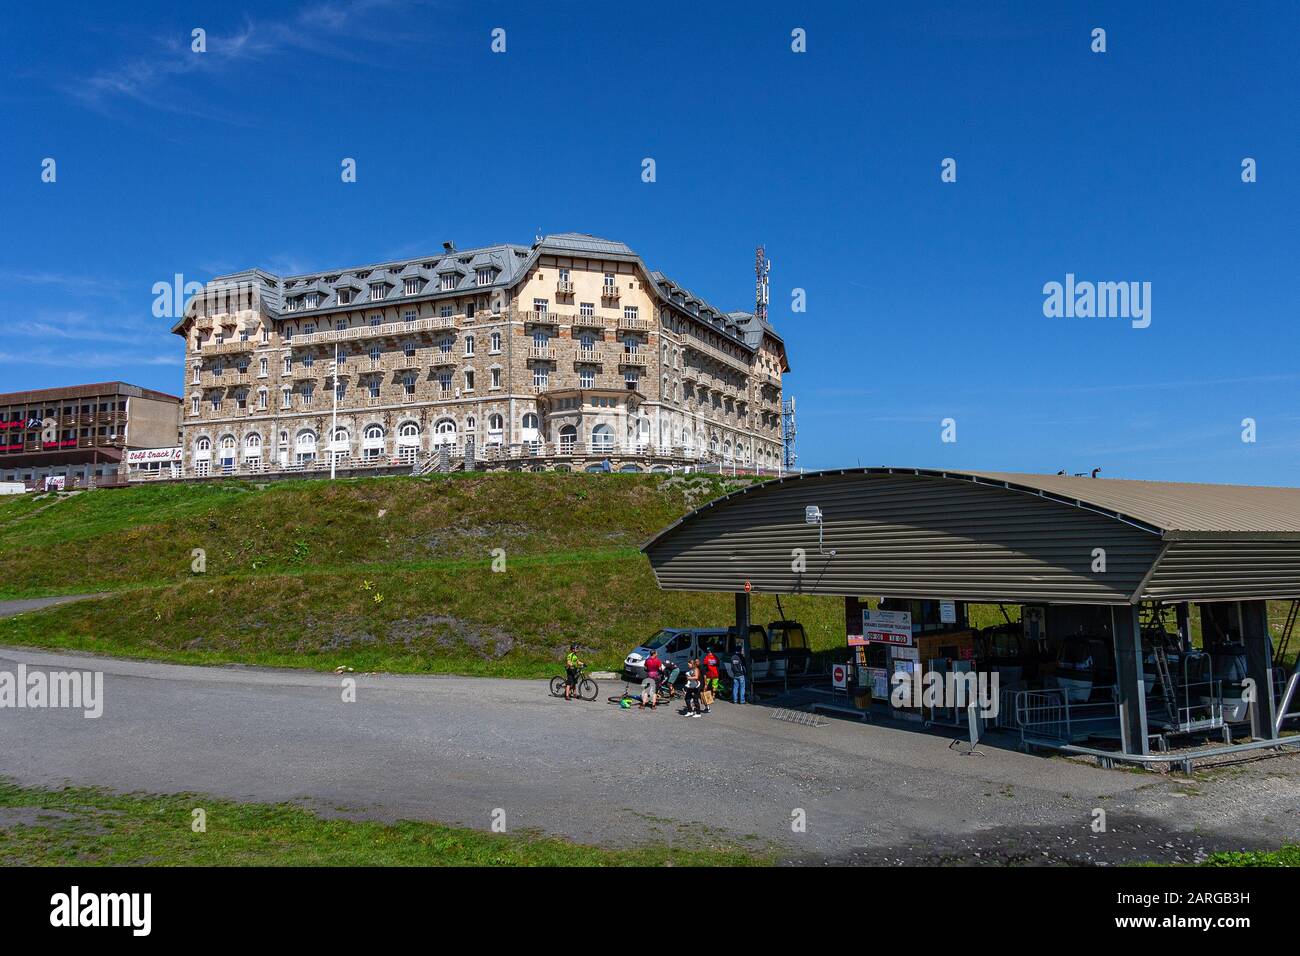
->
xmin=1112 ymin=604 xmax=1149 ymax=756
xmin=1239 ymin=599 xmax=1277 ymax=739
xmin=735 ymin=591 xmax=752 ymax=703
xmin=1175 ymin=603 xmax=1191 ymax=653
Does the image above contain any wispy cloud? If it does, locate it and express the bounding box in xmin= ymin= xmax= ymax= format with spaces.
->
xmin=64 ymin=0 xmax=431 ymax=121
xmin=0 ymin=349 xmax=178 ymax=369
xmin=0 ymin=270 xmax=131 ymax=295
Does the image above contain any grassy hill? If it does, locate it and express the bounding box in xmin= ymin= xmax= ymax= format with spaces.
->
xmin=3 ymin=474 xmax=1294 ymax=676
xmin=0 ymin=474 xmax=849 ymax=677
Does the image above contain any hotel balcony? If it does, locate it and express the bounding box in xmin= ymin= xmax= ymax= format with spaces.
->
xmin=618 ymin=352 xmax=648 ymax=368
xmin=556 ymin=280 xmax=575 ymax=295
xmin=291 ymin=316 xmax=456 ymax=349
xmin=685 ymin=340 xmax=751 ymax=375
xmin=601 ymin=284 xmax=620 ymax=300
xmin=616 ymin=315 xmax=652 ymax=333
xmin=519 ymin=310 xmax=560 ymax=328
xmin=574 ymin=349 xmax=601 ymax=366
xmin=571 ymin=313 xmax=607 ymax=331
xmin=431 ymin=352 xmax=458 ymax=367
xmin=528 ymin=345 xmax=555 ymax=362
xmin=206 ymin=339 xmax=255 ymax=355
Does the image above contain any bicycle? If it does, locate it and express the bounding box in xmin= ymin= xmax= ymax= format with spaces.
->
xmin=608 ymin=677 xmax=674 ymax=707
xmin=550 ymin=665 xmax=598 ymax=702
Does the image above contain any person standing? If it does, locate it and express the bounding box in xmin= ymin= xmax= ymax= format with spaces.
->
xmin=702 ymin=646 xmax=720 ymax=713
xmin=641 ymin=648 xmax=663 ymax=710
xmin=731 ymin=644 xmax=747 ymax=704
xmin=682 ymin=658 xmax=702 ymax=717
xmin=563 ymin=644 xmax=583 ymax=702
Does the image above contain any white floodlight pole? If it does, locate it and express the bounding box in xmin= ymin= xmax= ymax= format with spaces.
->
xmin=329 ymin=342 xmax=339 ymax=480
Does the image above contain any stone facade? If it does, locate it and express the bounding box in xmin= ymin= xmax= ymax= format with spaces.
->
xmin=174 ymin=235 xmax=788 ymax=476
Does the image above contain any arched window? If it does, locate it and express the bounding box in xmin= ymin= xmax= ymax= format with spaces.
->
xmin=521 ymin=412 xmax=540 ymax=452
xmin=295 ymin=430 xmax=317 ymax=464
xmin=196 ymin=436 xmax=212 ymax=451
xmin=591 ymin=423 xmax=614 ymax=452
xmin=432 ymin=418 xmax=457 ymax=446
xmin=559 ymin=424 xmax=577 ymax=453
xmin=396 ymin=422 xmax=420 ymax=462
xmin=362 ymin=424 xmax=385 ymax=459
xmin=245 ymin=433 xmax=262 ymax=450
xmin=487 ymin=414 xmax=504 ymax=446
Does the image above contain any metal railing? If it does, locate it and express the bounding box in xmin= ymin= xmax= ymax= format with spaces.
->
xmin=992 ymin=686 xmax=1122 ymax=746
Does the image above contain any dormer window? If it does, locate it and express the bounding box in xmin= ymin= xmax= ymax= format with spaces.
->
xmin=440 ymin=274 xmax=457 ymax=292
xmin=370 ymin=283 xmax=386 ymax=302
xmin=404 ymin=278 xmax=421 ymax=296
xmin=476 ymin=268 xmax=493 ymax=286
xmin=304 ymin=292 xmax=319 ymax=309
xmin=338 ymin=288 xmax=353 ymax=305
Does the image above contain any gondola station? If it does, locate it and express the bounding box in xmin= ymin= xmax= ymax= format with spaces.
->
xmin=641 ymin=468 xmax=1300 ymax=767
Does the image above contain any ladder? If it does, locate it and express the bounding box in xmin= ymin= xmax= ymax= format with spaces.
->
xmin=1272 ymin=599 xmax=1299 ymax=669
xmin=1141 ymin=604 xmax=1180 ymax=722
xmin=1150 ymin=639 xmax=1180 ymax=722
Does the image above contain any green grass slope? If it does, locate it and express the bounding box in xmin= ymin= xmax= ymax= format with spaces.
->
xmin=0 ymin=474 xmax=849 ymax=676
xmin=0 ymin=780 xmax=767 ymax=866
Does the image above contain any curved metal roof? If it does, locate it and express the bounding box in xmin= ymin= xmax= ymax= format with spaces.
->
xmin=642 ymin=468 xmax=1300 ymax=604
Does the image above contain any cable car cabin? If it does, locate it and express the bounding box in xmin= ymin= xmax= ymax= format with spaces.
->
xmin=766 ymin=620 xmax=812 ymax=677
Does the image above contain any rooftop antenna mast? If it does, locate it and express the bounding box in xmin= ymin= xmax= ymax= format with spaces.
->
xmin=756 ymin=244 xmax=797 ymax=474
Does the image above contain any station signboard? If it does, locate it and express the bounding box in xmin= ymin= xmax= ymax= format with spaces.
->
xmin=855 ymin=608 xmax=913 ymax=647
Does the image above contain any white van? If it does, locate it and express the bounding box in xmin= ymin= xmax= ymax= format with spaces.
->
xmin=623 ymin=626 xmax=770 ymax=683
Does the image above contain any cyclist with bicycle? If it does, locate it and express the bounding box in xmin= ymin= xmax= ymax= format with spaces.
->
xmin=564 ymin=644 xmax=584 ymax=701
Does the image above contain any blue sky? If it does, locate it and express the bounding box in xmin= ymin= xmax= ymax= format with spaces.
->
xmin=1 ymin=1 xmax=1296 ymax=483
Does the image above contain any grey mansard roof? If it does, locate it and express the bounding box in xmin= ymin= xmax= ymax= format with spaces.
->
xmin=177 ymin=235 xmax=780 ymax=360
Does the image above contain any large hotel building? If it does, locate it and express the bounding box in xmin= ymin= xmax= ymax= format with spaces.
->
xmin=172 ymin=234 xmax=789 ymax=477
